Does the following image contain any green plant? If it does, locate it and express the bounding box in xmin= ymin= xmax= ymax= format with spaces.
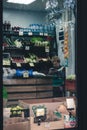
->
xmin=66 ymin=74 xmax=76 ymax=81
xmin=3 ymin=86 xmax=8 ymax=99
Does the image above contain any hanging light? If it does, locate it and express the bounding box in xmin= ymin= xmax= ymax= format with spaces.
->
xmin=7 ymin=0 xmax=36 ymax=5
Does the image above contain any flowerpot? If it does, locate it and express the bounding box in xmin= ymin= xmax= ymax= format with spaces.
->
xmin=65 ymin=80 xmax=76 ymax=91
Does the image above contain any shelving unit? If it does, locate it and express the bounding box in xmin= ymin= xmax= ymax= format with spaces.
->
xmin=3 ymin=29 xmax=57 ymax=72
xmin=3 ymin=26 xmax=57 ymax=106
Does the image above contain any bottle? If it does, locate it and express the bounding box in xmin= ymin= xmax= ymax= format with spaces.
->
xmin=7 ymin=21 xmax=11 ymax=31
xmin=4 ymin=21 xmax=7 ymax=31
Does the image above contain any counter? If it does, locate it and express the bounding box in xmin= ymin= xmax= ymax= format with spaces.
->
xmin=3 ymin=76 xmax=53 ymax=106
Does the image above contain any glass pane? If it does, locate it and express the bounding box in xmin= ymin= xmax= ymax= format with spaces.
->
xmin=3 ymin=0 xmax=77 ymax=129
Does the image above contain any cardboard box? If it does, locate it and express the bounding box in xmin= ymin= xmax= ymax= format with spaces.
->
xmin=30 ymin=117 xmax=64 ymax=130
xmin=3 ymin=108 xmax=11 ymax=118
xmin=18 ymin=97 xmax=76 ymax=130
xmin=3 ymin=117 xmax=30 ymax=130
xmin=19 ymin=100 xmax=65 ymax=130
xmin=18 ymin=98 xmax=67 ymax=117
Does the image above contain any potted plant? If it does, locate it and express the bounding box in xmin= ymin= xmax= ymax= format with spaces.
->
xmin=66 ymin=74 xmax=76 ymax=91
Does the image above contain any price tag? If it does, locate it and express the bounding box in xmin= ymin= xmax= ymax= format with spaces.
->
xmin=16 ymin=63 xmax=21 ymax=67
xmin=19 ymin=31 xmax=23 ymax=36
xmin=25 ymin=46 xmax=30 ymax=50
xmin=44 ymin=33 xmax=48 ymax=36
xmin=3 ymin=60 xmax=10 ymax=65
xmin=29 ymin=63 xmax=34 ymax=67
xmin=3 ymin=46 xmax=4 ymax=50
xmin=66 ymin=98 xmax=75 ymax=110
xmin=28 ymin=32 xmax=33 ymax=35
xmin=39 ymin=32 xmax=43 ymax=36
xmin=45 ymin=47 xmax=49 ymax=52
xmin=23 ymin=71 xmax=29 ymax=78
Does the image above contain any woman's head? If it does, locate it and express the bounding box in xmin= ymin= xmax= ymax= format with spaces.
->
xmin=52 ymin=56 xmax=60 ymax=68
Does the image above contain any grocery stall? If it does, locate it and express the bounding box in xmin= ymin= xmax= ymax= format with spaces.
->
xmin=3 ymin=0 xmax=77 ymax=130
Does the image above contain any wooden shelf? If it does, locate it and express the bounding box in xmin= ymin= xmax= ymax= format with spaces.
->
xmin=3 ymin=77 xmax=53 ymax=106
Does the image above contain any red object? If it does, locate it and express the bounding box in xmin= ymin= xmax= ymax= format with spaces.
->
xmin=47 ymin=36 xmax=52 ymax=41
xmin=65 ymin=80 xmax=76 ymax=91
xmin=3 ymin=43 xmax=9 ymax=47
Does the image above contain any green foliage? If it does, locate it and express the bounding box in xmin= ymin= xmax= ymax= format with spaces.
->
xmin=66 ymin=74 xmax=75 ymax=80
xmin=3 ymin=86 xmax=8 ymax=99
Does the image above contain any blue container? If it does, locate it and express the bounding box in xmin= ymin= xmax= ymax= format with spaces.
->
xmin=16 ymin=69 xmax=33 ymax=77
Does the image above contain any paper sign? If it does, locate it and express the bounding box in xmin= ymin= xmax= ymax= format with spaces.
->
xmin=23 ymin=71 xmax=29 ymax=78
xmin=66 ymin=98 xmax=75 ymax=110
xmin=36 ymin=108 xmax=45 ymax=117
xmin=25 ymin=46 xmax=30 ymax=50
xmin=39 ymin=33 xmax=43 ymax=36
xmin=19 ymin=31 xmax=23 ymax=36
xmin=44 ymin=33 xmax=48 ymax=36
xmin=28 ymin=32 xmax=33 ymax=35
xmin=16 ymin=63 xmax=21 ymax=67
xmin=45 ymin=47 xmax=49 ymax=52
xmin=29 ymin=63 xmax=34 ymax=66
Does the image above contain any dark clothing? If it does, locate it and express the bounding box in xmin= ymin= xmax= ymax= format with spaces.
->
xmin=49 ymin=65 xmax=65 ymax=97
xmin=53 ymin=87 xmax=63 ymax=97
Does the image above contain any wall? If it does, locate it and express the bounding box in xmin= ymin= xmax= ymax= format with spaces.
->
xmin=3 ymin=8 xmax=47 ymax=27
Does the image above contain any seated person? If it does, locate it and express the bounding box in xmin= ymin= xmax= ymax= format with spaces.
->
xmin=48 ymin=56 xmax=65 ymax=97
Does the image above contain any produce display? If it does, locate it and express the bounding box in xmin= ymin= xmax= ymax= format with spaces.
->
xmin=3 ymin=37 xmax=15 ymax=46
xmin=14 ymin=39 xmax=23 ymax=48
xmin=11 ymin=55 xmax=24 ymax=63
xmin=3 ymin=36 xmax=24 ymax=48
xmin=4 ymin=105 xmax=29 ymax=117
xmin=10 ymin=105 xmax=23 ymax=117
xmin=24 ymin=53 xmax=37 ymax=64
xmin=3 ymin=28 xmax=56 ymax=74
xmin=3 ymin=36 xmax=50 ymax=48
xmin=30 ymin=37 xmax=50 ymax=46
